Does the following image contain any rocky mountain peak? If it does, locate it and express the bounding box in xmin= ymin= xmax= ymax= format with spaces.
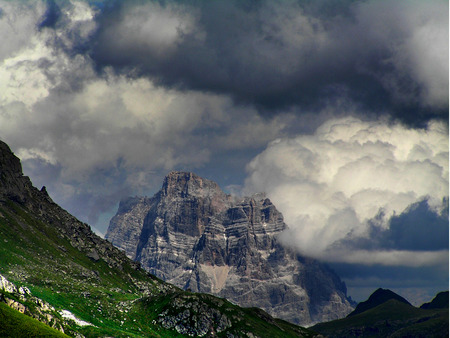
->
xmin=162 ymin=171 xmax=225 ymax=199
xmin=0 ymin=139 xmax=313 ymax=337
xmin=0 ymin=141 xmax=36 ymax=204
xmin=0 ymin=141 xmax=22 ymax=178
xmin=107 ymin=171 xmax=355 ymax=326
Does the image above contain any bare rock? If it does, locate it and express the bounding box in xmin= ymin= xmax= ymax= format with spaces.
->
xmin=107 ymin=171 xmax=354 ymax=326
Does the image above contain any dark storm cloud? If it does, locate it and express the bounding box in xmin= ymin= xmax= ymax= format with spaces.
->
xmin=0 ymin=0 xmax=447 ymax=304
xmin=338 ymin=199 xmax=449 ymax=252
xmin=0 ymin=0 xmax=291 ymax=230
xmin=331 ymin=262 xmax=448 ymax=285
xmin=323 ymin=198 xmax=448 ymax=303
xmin=329 ymin=261 xmax=449 ymax=304
xmin=385 ymin=200 xmax=449 ymax=251
xmin=38 ymin=0 xmax=61 ymax=29
xmin=89 ymin=0 xmax=448 ymax=125
xmin=328 ymin=199 xmax=449 ymax=303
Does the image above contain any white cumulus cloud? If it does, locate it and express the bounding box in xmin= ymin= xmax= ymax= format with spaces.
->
xmin=245 ymin=117 xmax=448 ymax=263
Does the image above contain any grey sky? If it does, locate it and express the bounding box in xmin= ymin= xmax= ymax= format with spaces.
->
xmin=0 ymin=0 xmax=447 ymax=303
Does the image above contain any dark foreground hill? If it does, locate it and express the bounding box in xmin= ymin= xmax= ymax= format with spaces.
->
xmin=311 ymin=288 xmax=449 ymax=337
xmin=0 ymin=139 xmax=315 ymax=337
xmin=420 ymin=291 xmax=449 ymax=310
xmin=347 ymin=288 xmax=411 ymax=317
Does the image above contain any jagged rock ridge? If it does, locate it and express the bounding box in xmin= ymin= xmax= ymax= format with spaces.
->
xmin=106 ymin=171 xmax=354 ymax=325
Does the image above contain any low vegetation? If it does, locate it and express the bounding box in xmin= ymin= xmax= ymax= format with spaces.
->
xmin=0 ymin=302 xmax=68 ymax=337
xmin=0 ymin=199 xmax=314 ymax=337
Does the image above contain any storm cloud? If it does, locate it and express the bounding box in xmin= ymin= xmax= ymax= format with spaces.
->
xmin=245 ymin=117 xmax=448 ymax=264
xmin=0 ymin=0 xmax=293 ymax=226
xmin=91 ymin=0 xmax=448 ymax=124
xmin=342 ymin=199 xmax=449 ymax=252
xmin=0 ymin=0 xmax=447 ymax=304
xmin=244 ymin=116 xmax=448 ymax=302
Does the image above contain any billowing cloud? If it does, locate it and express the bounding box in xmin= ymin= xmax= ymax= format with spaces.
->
xmin=0 ymin=0 xmax=447 ymax=304
xmin=245 ymin=117 xmax=449 ymax=264
xmin=0 ymin=0 xmax=292 ymax=228
xmin=91 ymin=0 xmax=448 ymax=123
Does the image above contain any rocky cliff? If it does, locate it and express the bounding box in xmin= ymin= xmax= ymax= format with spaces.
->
xmin=106 ymin=171 xmax=354 ymax=325
xmin=0 ymin=140 xmax=314 ymax=337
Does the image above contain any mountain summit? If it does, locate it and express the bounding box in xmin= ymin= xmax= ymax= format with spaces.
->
xmin=106 ymin=171 xmax=354 ymax=326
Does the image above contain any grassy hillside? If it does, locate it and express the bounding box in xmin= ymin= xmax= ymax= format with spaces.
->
xmin=0 ymin=302 xmax=69 ymax=337
xmin=0 ymin=194 xmax=313 ymax=337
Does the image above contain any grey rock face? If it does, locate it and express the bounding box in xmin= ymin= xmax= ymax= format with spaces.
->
xmin=0 ymin=139 xmax=314 ymax=336
xmin=0 ymin=141 xmax=34 ymax=203
xmin=107 ymin=196 xmax=153 ymax=259
xmin=106 ymin=171 xmax=354 ymax=325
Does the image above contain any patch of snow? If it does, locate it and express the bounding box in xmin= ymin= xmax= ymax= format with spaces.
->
xmin=59 ymin=310 xmax=93 ymax=327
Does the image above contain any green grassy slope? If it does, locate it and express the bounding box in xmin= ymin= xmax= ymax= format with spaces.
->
xmin=0 ymin=195 xmax=313 ymax=337
xmin=0 ymin=302 xmax=69 ymax=338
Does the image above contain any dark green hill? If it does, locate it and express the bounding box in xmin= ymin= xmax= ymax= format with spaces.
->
xmin=347 ymin=288 xmax=410 ymax=317
xmin=0 ymin=140 xmax=315 ymax=337
xmin=420 ymin=291 xmax=449 ymax=309
xmin=311 ymin=296 xmax=448 ymax=337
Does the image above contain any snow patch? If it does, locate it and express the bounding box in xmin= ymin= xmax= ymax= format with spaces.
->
xmin=59 ymin=310 xmax=93 ymax=327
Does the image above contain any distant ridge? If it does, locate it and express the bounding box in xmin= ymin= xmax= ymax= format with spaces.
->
xmin=311 ymin=289 xmax=449 ymax=337
xmin=420 ymin=291 xmax=449 ymax=309
xmin=347 ymin=288 xmax=410 ymax=317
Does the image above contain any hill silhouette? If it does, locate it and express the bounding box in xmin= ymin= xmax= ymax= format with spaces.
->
xmin=347 ymin=288 xmax=410 ymax=317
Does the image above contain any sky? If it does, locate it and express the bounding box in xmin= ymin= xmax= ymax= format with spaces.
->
xmin=0 ymin=0 xmax=448 ymax=305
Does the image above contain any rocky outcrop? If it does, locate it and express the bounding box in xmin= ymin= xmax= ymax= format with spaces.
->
xmin=106 ymin=197 xmax=153 ymax=259
xmin=0 ymin=141 xmax=35 ymax=204
xmin=106 ymin=171 xmax=354 ymax=325
xmin=0 ymin=274 xmax=66 ymax=332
